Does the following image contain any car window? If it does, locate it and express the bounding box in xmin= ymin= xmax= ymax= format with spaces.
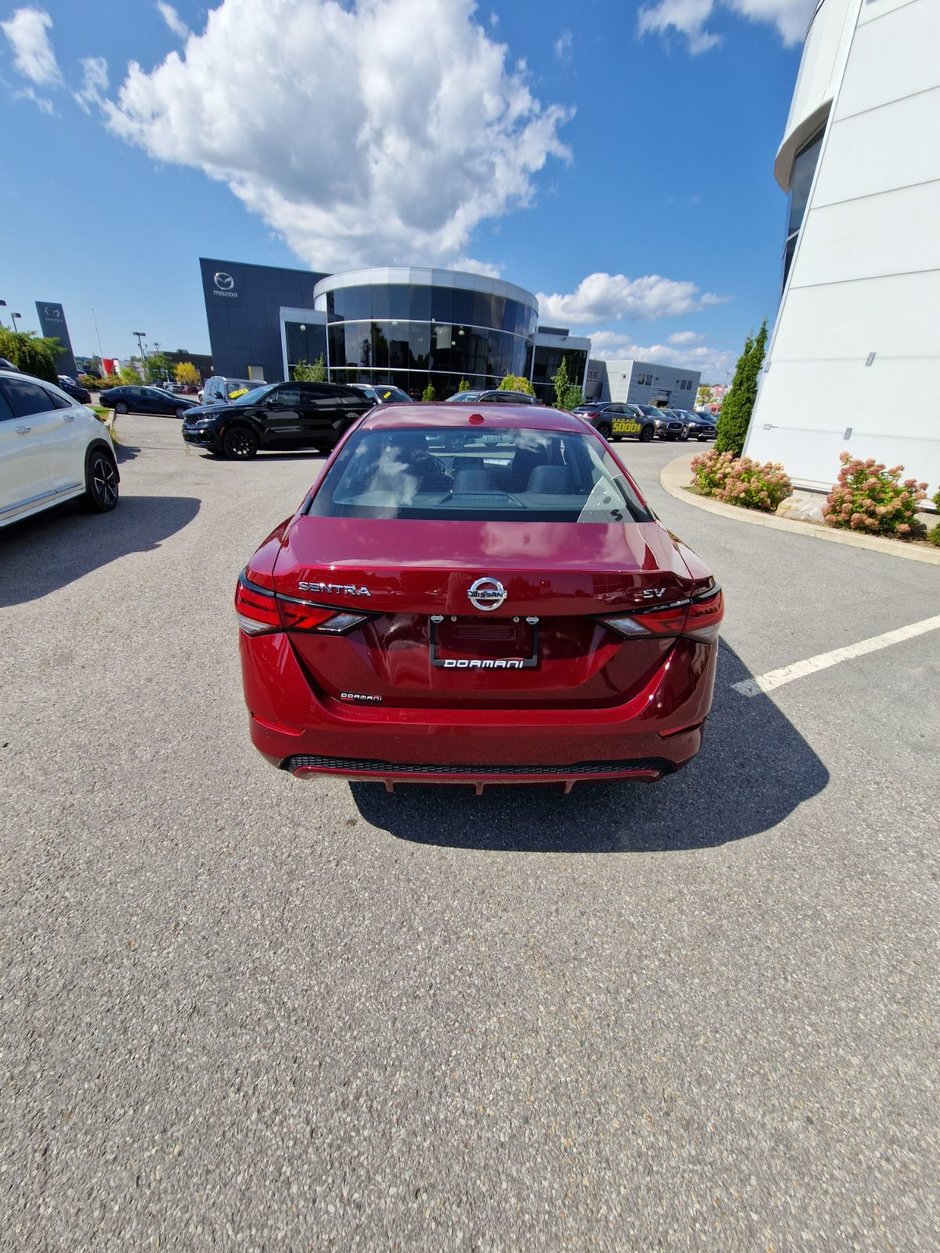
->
xmin=226 ymin=381 xmax=254 ymax=400
xmin=308 ymin=426 xmax=654 ymax=524
xmin=0 ymin=388 xmax=13 ymax=421
xmin=272 ymin=385 xmax=301 ymax=407
xmin=39 ymin=386 xmax=74 ymax=410
xmin=0 ymin=376 xmax=60 ymax=418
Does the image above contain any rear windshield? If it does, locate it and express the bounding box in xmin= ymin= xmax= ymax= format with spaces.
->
xmin=307 ymin=427 xmax=654 ymax=523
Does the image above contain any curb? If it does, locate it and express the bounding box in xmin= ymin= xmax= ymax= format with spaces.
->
xmin=659 ymin=453 xmax=940 ymax=568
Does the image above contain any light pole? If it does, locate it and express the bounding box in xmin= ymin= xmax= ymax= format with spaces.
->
xmin=11 ymin=312 xmax=22 ymax=333
xmin=133 ymin=330 xmax=147 ymax=364
xmin=0 ymin=298 xmax=6 ymax=327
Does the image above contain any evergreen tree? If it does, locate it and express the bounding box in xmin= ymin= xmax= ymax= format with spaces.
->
xmin=421 ymin=382 xmax=437 ymax=401
xmin=551 ymin=355 xmax=583 ymax=410
xmin=715 ymin=320 xmax=767 ymax=456
xmin=457 ymin=378 xmax=471 ymax=392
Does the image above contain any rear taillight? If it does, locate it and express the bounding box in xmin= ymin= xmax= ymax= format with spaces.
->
xmin=598 ymin=582 xmax=722 ymax=643
xmin=683 ymin=586 xmax=723 ymax=643
xmin=235 ymin=573 xmax=371 ymax=636
xmin=235 ymin=574 xmax=281 ymax=635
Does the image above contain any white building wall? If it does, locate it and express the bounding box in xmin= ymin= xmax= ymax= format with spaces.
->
xmin=599 ymin=359 xmax=701 ymax=406
xmin=747 ymin=0 xmax=940 ymax=494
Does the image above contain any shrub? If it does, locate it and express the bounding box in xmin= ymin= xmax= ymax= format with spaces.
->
xmin=822 ymin=453 xmax=927 ymax=539
xmin=457 ymin=378 xmax=471 ymax=392
xmin=293 ymin=355 xmax=326 ymax=382
xmin=690 ymin=448 xmax=792 ymax=512
xmin=499 ymin=374 xmax=535 ymax=395
xmin=421 ymin=382 xmax=437 ymax=401
xmin=0 ymin=327 xmax=59 ymax=383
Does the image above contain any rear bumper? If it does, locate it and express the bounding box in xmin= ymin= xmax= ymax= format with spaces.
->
xmin=241 ymin=632 xmax=717 ymax=788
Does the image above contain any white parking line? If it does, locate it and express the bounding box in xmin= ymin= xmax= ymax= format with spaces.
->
xmin=732 ymin=613 xmax=940 ymax=698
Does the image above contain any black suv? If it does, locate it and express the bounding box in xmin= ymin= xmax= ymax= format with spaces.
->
xmin=181 ymin=381 xmax=373 ymax=459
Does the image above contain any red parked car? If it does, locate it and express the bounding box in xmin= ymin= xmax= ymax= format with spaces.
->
xmin=235 ymin=404 xmax=723 ymax=792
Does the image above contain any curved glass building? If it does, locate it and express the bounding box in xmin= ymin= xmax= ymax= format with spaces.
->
xmin=313 ymin=267 xmax=540 ymax=399
xmin=746 ymin=0 xmax=940 ymax=495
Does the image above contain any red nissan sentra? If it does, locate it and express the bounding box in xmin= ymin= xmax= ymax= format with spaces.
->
xmin=235 ymin=403 xmax=723 ymax=792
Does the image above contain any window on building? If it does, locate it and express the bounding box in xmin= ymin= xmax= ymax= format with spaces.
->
xmin=783 ymin=128 xmax=824 ymax=288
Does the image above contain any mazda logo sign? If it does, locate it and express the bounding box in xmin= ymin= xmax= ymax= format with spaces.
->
xmin=214 ymin=272 xmax=235 ymax=291
xmin=467 ymin=577 xmax=507 ymax=612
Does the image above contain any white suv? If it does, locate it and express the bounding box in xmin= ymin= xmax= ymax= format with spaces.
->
xmin=0 ymin=373 xmax=119 ymax=526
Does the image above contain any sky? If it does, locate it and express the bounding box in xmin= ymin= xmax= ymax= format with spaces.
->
xmin=0 ymin=0 xmax=815 ymax=381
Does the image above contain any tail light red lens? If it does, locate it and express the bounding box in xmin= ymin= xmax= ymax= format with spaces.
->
xmin=235 ymin=573 xmax=370 ymax=636
xmin=684 ymin=588 xmax=723 ymax=643
xmin=235 ymin=575 xmax=281 ymax=635
xmin=598 ymin=583 xmax=722 ymax=643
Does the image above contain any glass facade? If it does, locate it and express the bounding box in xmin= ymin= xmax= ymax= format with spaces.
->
xmin=285 ymin=321 xmax=327 ymax=377
xmin=783 ymin=129 xmax=824 ymax=288
xmin=531 ymin=345 xmax=588 ymax=405
xmin=321 ymin=279 xmax=538 ymax=399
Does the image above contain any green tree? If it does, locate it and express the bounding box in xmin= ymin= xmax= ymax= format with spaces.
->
xmin=499 ymin=374 xmax=535 ymax=395
xmin=715 ymin=321 xmax=768 ymax=457
xmin=550 ymin=356 xmax=583 ymax=410
xmin=175 ymin=361 xmax=201 ymax=386
xmin=421 ymin=382 xmax=437 ymax=401
xmin=143 ymin=352 xmax=171 ymax=384
xmin=695 ymin=384 xmax=716 ymax=410
xmin=293 ymin=355 xmax=327 ymax=382
xmin=0 ymin=328 xmax=59 ymax=383
xmin=457 ymin=378 xmax=471 ymax=392
xmin=119 ymin=365 xmax=141 ymax=386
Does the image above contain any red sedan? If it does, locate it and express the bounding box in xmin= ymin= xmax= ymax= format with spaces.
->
xmin=235 ymin=403 xmax=723 ymax=792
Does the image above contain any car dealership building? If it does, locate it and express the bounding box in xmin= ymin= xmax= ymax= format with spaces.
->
xmin=744 ymin=0 xmax=940 ymax=494
xmin=199 ymin=258 xmax=590 ymax=403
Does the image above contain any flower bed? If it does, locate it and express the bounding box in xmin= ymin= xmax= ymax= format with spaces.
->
xmin=822 ymin=454 xmax=927 ymax=540
xmin=689 ymin=449 xmax=792 ymax=513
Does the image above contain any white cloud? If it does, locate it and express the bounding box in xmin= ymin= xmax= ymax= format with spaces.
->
xmin=590 ymin=329 xmax=734 ymax=381
xmin=638 ymin=0 xmax=815 ymax=53
xmin=74 ymin=55 xmax=109 ymax=112
xmin=99 ymin=0 xmax=571 ymax=271
xmin=1 ymin=7 xmax=62 ymax=86
xmin=156 ymin=2 xmax=190 ymax=41
xmin=553 ymin=30 xmax=573 ymax=61
xmin=537 ymin=271 xmax=725 ymax=324
xmin=668 ymin=330 xmax=703 ymax=345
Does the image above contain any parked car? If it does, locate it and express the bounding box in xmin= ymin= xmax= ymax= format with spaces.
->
xmin=234 ymin=401 xmax=723 ymax=790
xmin=98 ymin=385 xmax=199 ymax=419
xmin=349 ymin=383 xmax=412 ymax=405
xmin=56 ymin=375 xmax=92 ymax=404
xmin=674 ymin=409 xmax=716 ymax=440
xmin=181 ymin=381 xmax=373 ymax=459
xmin=445 ymin=389 xmax=538 ymax=405
xmin=0 ymin=373 xmax=119 ymax=525
xmin=0 ymin=356 xmax=18 ymax=372
xmin=571 ymin=402 xmax=656 ymax=443
xmin=198 ymin=376 xmax=261 ymax=406
xmin=635 ymin=406 xmax=686 ymax=440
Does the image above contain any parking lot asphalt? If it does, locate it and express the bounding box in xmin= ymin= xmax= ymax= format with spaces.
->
xmin=2 ymin=415 xmax=938 ymax=1249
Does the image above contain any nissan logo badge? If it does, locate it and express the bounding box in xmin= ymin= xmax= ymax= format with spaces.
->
xmin=467 ymin=577 xmax=507 ymax=612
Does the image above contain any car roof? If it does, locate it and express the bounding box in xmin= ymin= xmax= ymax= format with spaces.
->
xmin=359 ymin=401 xmax=584 ymax=433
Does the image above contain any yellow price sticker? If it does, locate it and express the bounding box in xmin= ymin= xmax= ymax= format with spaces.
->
xmin=612 ymin=419 xmax=641 ymax=434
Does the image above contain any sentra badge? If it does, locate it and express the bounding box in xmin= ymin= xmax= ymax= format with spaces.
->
xmin=298 ymin=581 xmax=371 ymax=597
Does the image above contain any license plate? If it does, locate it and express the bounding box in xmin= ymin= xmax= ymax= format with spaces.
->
xmin=429 ymin=616 xmax=540 ymax=669
xmin=612 ymin=419 xmax=641 ymax=434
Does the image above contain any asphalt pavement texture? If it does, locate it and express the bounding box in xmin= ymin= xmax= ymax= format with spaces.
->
xmin=2 ymin=415 xmax=938 ymax=1249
